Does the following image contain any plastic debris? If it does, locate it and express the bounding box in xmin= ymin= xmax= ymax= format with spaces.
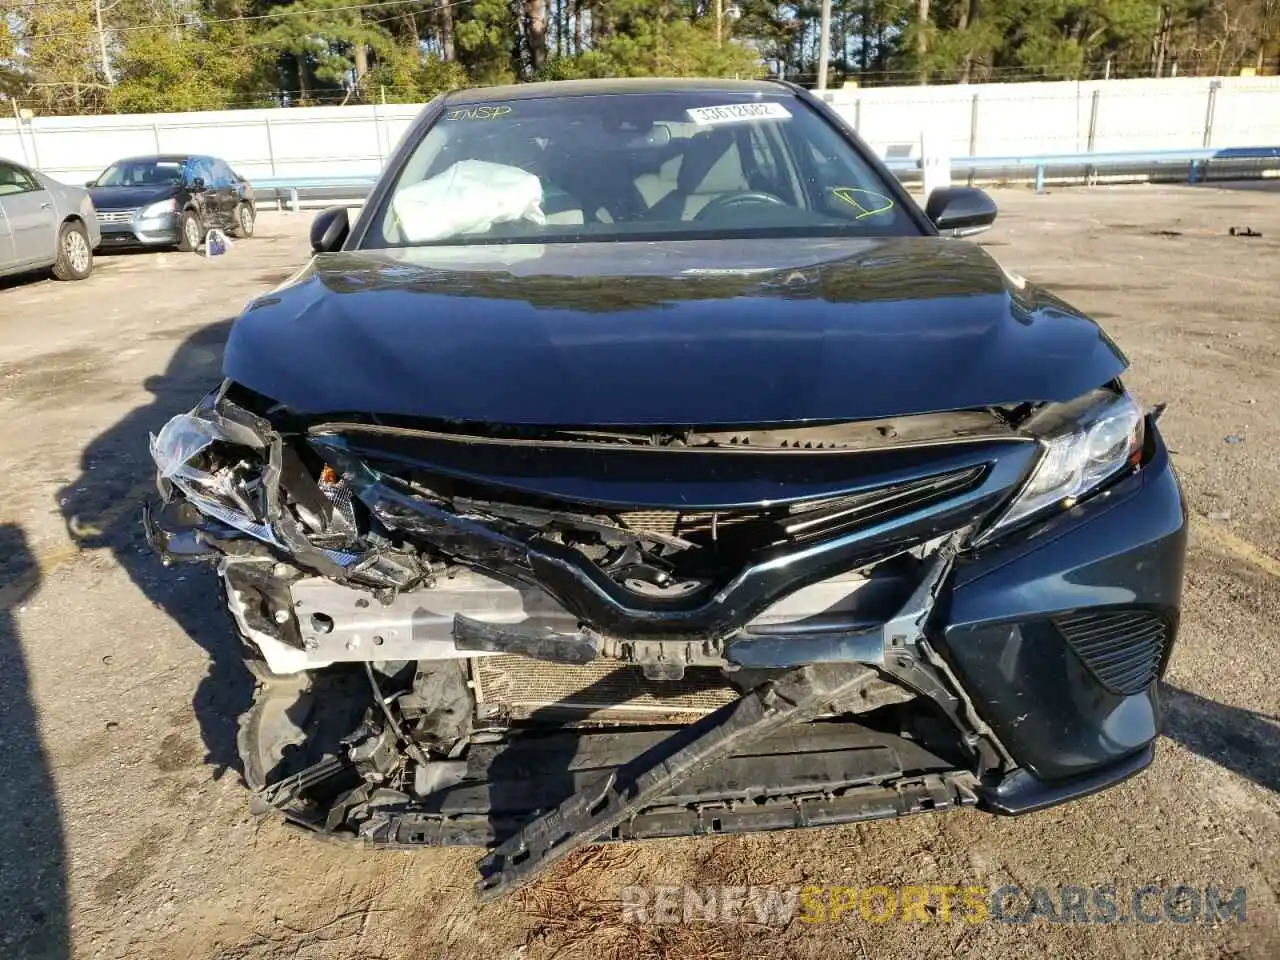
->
xmin=203 ymin=228 xmax=233 ymax=257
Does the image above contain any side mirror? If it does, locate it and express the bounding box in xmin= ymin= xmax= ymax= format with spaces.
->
xmin=84 ymin=180 xmax=97 ymax=188
xmin=925 ymin=187 xmax=998 ymax=237
xmin=191 ymin=177 xmax=206 ymax=191
xmin=310 ymin=206 xmax=350 ymax=253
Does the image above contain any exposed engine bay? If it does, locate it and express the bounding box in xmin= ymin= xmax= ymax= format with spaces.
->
xmin=145 ymin=381 xmax=1138 ymax=897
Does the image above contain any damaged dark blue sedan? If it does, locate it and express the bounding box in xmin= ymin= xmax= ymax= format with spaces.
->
xmin=144 ymin=78 xmax=1187 ymax=898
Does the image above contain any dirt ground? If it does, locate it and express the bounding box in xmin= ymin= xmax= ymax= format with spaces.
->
xmin=1 ymin=184 xmax=1277 ymax=960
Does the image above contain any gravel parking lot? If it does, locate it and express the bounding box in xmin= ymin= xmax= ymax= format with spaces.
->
xmin=1 ymin=184 xmax=1277 ymax=960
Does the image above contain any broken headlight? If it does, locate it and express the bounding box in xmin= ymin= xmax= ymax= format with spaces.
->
xmin=149 ymin=408 xmax=279 ymax=546
xmin=982 ymin=389 xmax=1145 ymax=539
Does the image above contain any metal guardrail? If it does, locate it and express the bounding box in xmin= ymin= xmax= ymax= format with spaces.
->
xmin=250 ymin=145 xmax=1280 ymax=210
xmin=251 ymin=175 xmax=377 ymax=210
xmin=883 ymin=145 xmax=1280 ymax=191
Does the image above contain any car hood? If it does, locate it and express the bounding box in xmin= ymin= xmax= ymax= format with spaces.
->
xmin=224 ymin=237 xmax=1127 ymax=426
xmin=89 ymin=184 xmax=179 ymax=210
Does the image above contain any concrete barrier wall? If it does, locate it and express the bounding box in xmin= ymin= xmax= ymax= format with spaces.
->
xmin=826 ymin=76 xmax=1280 ymax=161
xmin=3 ymin=76 xmax=1279 ymax=184
xmin=0 ymin=104 xmax=422 ymax=183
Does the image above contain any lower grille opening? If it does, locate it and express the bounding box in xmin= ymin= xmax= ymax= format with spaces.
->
xmin=1054 ymin=610 xmax=1168 ymax=695
xmin=472 ymin=655 xmax=739 ymax=722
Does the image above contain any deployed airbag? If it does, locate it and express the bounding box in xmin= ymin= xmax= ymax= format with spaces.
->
xmin=392 ymin=160 xmax=546 ymax=242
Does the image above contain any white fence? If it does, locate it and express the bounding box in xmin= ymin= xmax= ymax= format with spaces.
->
xmin=826 ymin=76 xmax=1280 ymax=162
xmin=3 ymin=76 xmax=1280 ymax=185
xmin=0 ymin=103 xmax=424 ymax=184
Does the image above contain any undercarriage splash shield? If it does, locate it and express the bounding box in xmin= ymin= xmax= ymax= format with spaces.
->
xmin=472 ymin=655 xmax=740 ymax=721
xmin=475 ymin=663 xmax=891 ymax=898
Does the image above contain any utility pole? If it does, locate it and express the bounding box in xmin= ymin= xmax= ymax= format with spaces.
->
xmin=715 ymin=0 xmax=723 ymax=46
xmin=917 ymin=0 xmax=929 ymax=84
xmin=817 ymin=0 xmax=832 ymax=90
xmin=94 ymin=0 xmax=113 ymax=85
xmin=10 ymin=101 xmax=32 ymax=166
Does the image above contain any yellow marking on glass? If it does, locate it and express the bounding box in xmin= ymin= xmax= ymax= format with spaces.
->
xmin=445 ymin=105 xmax=513 ymax=121
xmin=832 ymin=187 xmax=895 ymax=219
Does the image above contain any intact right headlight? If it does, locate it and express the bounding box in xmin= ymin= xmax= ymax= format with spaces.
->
xmin=140 ymin=198 xmax=177 ymax=218
xmin=980 ymin=389 xmax=1145 ymax=540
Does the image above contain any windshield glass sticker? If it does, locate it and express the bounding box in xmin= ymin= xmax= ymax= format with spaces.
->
xmin=832 ymin=187 xmax=895 ymax=219
xmin=446 ymin=105 xmax=513 ymax=121
xmin=686 ymin=102 xmax=792 ymax=125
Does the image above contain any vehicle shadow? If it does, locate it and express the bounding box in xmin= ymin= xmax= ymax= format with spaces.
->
xmin=0 ymin=524 xmax=69 ymax=960
xmin=56 ymin=319 xmax=254 ymax=782
xmin=0 ymin=269 xmax=54 ymax=291
xmin=1161 ymin=682 xmax=1280 ymax=793
xmin=1191 ymin=178 xmax=1280 ymax=195
xmin=95 ymin=246 xmax=178 ymax=259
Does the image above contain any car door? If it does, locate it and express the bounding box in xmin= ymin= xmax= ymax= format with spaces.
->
xmin=199 ymin=157 xmax=230 ymax=228
xmin=0 ymin=197 xmax=15 ymax=270
xmin=186 ymin=157 xmax=219 ymax=226
xmin=0 ymin=161 xmax=57 ymax=267
xmin=212 ymin=160 xmax=238 ymax=226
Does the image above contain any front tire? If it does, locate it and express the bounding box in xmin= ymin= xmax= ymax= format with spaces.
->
xmin=178 ymin=209 xmax=202 ymax=252
xmin=52 ymin=220 xmax=93 ymax=280
xmin=231 ymin=202 xmax=255 ymax=238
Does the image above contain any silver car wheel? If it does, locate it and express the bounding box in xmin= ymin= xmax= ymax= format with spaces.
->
xmin=238 ymin=204 xmax=254 ymax=235
xmin=184 ymin=215 xmax=202 ymax=250
xmin=64 ymin=228 xmax=90 ymax=274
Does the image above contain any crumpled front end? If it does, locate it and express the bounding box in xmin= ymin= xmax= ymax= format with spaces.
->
xmin=145 ymin=381 xmax=1185 ymax=897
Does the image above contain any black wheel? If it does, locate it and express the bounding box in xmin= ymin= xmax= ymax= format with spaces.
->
xmin=231 ymin=202 xmax=255 ymax=238
xmin=52 ymin=220 xmax=93 ymax=280
xmin=178 ymin=209 xmax=203 ymax=252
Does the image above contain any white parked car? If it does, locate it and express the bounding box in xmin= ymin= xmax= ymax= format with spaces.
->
xmin=0 ymin=157 xmax=101 ymax=282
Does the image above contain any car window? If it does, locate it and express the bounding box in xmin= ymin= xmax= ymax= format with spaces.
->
xmin=366 ymin=92 xmax=918 ymax=248
xmin=0 ymin=161 xmax=42 ymax=196
xmin=189 ymin=158 xmax=214 ymax=185
xmin=742 ymin=123 xmax=791 ymax=200
xmin=211 ymin=160 xmax=233 ymax=187
xmin=96 ymin=159 xmax=186 ymax=187
xmin=799 ymin=123 xmax=909 ymax=223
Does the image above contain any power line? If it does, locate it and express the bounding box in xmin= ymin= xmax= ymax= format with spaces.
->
xmin=11 ymin=0 xmax=418 ymax=9
xmin=12 ymin=0 xmax=183 ymax=8
xmin=17 ymin=0 xmax=469 ymax=42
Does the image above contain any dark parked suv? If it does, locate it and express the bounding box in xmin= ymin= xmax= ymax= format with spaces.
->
xmin=89 ymin=154 xmax=255 ymax=251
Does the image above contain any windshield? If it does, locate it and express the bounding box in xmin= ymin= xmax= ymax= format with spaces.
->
xmin=368 ymin=91 xmax=920 ymax=247
xmin=97 ymin=159 xmax=185 ymax=187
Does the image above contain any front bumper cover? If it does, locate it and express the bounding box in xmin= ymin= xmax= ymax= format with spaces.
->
xmin=98 ymin=212 xmax=181 ymax=247
xmin=144 ymin=403 xmax=1185 ymax=897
